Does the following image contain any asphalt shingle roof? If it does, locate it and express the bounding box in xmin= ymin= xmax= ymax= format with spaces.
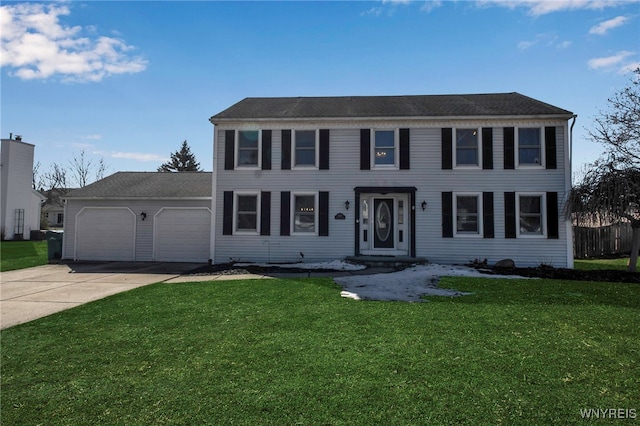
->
xmin=210 ymin=93 xmax=573 ymax=122
xmin=64 ymin=172 xmax=212 ymax=199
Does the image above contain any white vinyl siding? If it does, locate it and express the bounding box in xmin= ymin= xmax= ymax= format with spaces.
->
xmin=214 ymin=123 xmax=570 ymax=267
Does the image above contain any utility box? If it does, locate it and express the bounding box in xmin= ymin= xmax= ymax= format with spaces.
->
xmin=46 ymin=231 xmax=63 ymax=262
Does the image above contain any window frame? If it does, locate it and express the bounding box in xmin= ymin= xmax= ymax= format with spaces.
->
xmin=516 ymin=192 xmax=546 ymax=238
xmin=516 ymin=127 xmax=545 ymax=168
xmin=453 ymin=193 xmax=483 ymax=237
xmin=371 ymin=129 xmax=399 ymax=169
xmin=453 ymin=127 xmax=481 ymax=168
xmin=233 ymin=191 xmax=261 ymax=235
xmin=291 ymin=192 xmax=318 ymax=236
xmin=293 ymin=129 xmax=319 ymax=169
xmin=235 ymin=130 xmax=262 ymax=169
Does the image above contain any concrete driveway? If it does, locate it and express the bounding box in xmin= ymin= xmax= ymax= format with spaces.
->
xmin=1 ymin=261 xmax=201 ymax=330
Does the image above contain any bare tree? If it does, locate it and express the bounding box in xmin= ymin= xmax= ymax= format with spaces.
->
xmin=69 ymin=150 xmax=93 ymax=188
xmin=568 ymin=68 xmax=640 ymax=271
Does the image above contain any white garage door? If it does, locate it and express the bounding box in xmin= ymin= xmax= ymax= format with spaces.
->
xmin=154 ymin=208 xmax=211 ymax=262
xmin=76 ymin=208 xmax=135 ymax=261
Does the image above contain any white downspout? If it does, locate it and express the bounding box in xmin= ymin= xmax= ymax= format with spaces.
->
xmin=566 ymin=114 xmax=578 ymax=268
xmin=210 ymin=123 xmax=218 ymax=264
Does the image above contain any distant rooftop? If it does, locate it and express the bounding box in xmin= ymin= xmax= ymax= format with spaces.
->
xmin=210 ymin=92 xmax=573 ymax=122
xmin=64 ymin=172 xmax=211 ymax=199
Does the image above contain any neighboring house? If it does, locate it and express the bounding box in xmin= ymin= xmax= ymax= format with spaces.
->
xmin=209 ymin=93 xmax=576 ymax=267
xmin=41 ymin=188 xmax=73 ymax=228
xmin=62 ymin=172 xmax=212 ymax=262
xmin=1 ymin=136 xmax=46 ymax=240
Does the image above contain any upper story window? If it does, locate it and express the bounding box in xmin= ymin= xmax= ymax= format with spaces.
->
xmin=455 ymin=194 xmax=481 ymax=236
xmin=237 ymin=130 xmax=260 ymax=167
xmin=517 ymin=128 xmax=543 ymax=166
xmin=294 ymin=130 xmax=317 ymax=168
xmin=455 ymin=128 xmax=479 ymax=167
xmin=373 ymin=130 xmax=396 ymax=168
xmin=293 ymin=193 xmax=316 ymax=234
xmin=518 ymin=194 xmax=543 ymax=236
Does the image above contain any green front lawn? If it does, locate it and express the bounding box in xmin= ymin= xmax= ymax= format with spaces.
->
xmin=2 ymin=276 xmax=638 ymax=425
xmin=575 ymin=256 xmax=639 ymax=271
xmin=0 ymin=240 xmax=48 ymax=271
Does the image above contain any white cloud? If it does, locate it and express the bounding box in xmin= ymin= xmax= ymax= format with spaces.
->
xmin=0 ymin=3 xmax=147 ymax=82
xmin=589 ymin=15 xmax=630 ymax=35
xmin=478 ymin=0 xmax=634 ymax=16
xmin=588 ymin=50 xmax=636 ymax=71
xmin=105 ymin=151 xmax=168 ymax=162
xmin=518 ymin=40 xmax=537 ymax=50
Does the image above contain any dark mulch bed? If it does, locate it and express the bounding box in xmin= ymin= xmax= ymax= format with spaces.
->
xmin=185 ymin=262 xmax=345 ymax=276
xmin=477 ymin=265 xmax=639 ymax=284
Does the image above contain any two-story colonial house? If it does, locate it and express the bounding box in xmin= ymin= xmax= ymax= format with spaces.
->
xmin=209 ymin=93 xmax=576 ymax=268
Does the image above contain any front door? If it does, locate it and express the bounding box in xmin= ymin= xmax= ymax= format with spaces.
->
xmin=360 ymin=194 xmax=408 ymax=255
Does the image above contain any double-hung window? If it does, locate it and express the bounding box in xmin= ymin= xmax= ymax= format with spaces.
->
xmin=294 ymin=130 xmax=317 ymax=168
xmin=455 ymin=194 xmax=481 ymax=236
xmin=518 ymin=194 xmax=543 ymax=236
xmin=373 ymin=130 xmax=396 ymax=168
xmin=518 ymin=128 xmax=542 ymax=166
xmin=455 ymin=128 xmax=479 ymax=167
xmin=237 ymin=130 xmax=260 ymax=167
xmin=235 ymin=193 xmax=259 ymax=233
xmin=293 ymin=193 xmax=316 ymax=234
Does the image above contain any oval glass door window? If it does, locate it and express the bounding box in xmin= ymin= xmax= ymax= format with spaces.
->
xmin=376 ymin=201 xmax=391 ymax=242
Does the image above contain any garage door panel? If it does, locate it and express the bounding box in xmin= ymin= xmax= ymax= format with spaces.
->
xmin=76 ymin=208 xmax=135 ymax=261
xmin=155 ymin=209 xmax=210 ymax=262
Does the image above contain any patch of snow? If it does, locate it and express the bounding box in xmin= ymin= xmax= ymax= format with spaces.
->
xmin=234 ymin=260 xmax=366 ymax=271
xmin=335 ymin=264 xmax=525 ymax=302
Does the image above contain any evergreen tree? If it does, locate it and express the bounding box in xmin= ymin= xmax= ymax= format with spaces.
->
xmin=158 ymin=140 xmax=202 ymax=172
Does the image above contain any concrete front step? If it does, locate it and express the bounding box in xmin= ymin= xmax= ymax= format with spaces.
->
xmin=346 ymin=255 xmax=428 ymax=268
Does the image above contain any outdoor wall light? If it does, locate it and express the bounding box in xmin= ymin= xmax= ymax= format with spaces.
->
xmin=141 ymin=212 xmax=147 ymax=221
xmin=345 ymin=200 xmax=350 ymax=210
xmin=421 ymin=201 xmax=427 ymax=211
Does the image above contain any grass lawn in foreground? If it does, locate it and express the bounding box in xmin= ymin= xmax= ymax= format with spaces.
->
xmin=2 ymin=276 xmax=638 ymax=425
xmin=0 ymin=240 xmax=48 ymax=271
xmin=574 ymin=256 xmax=639 ymax=271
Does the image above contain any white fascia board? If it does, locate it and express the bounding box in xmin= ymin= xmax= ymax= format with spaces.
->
xmin=210 ymin=114 xmax=575 ymax=125
xmin=62 ymin=197 xmax=212 ymax=201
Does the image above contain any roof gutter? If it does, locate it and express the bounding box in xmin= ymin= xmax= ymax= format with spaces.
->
xmin=210 ymin=114 xmax=576 ymax=125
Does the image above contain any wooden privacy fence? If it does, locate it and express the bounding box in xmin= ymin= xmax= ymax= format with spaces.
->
xmin=573 ymin=222 xmax=633 ymax=258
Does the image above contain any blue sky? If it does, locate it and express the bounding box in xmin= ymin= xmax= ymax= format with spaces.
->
xmin=2 ymin=0 xmax=639 ymax=185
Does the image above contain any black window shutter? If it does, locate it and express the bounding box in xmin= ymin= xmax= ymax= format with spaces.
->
xmin=319 ymin=191 xmax=329 ymax=236
xmin=504 ymin=127 xmax=515 ymax=170
xmin=399 ymin=128 xmax=410 ymax=170
xmin=442 ymin=192 xmax=453 ymax=238
xmin=482 ymin=128 xmax=493 ymax=170
xmin=483 ymin=192 xmax=494 ymax=238
xmin=224 ymin=130 xmax=235 ymax=170
xmin=360 ymin=129 xmax=370 ymax=170
xmin=319 ymin=129 xmax=330 ymax=170
xmin=280 ymin=191 xmax=290 ymax=236
xmin=545 ymin=127 xmax=557 ymax=169
xmin=281 ymin=130 xmax=291 ymax=170
xmin=547 ymin=192 xmax=559 ymax=239
xmin=262 ymin=130 xmax=272 ymax=170
xmin=223 ymin=191 xmax=233 ymax=235
xmin=260 ymin=191 xmax=271 ymax=236
xmin=441 ymin=128 xmax=452 ymax=170
xmin=504 ymin=192 xmax=516 ymax=238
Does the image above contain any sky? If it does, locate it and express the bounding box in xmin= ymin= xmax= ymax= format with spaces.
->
xmin=1 ymin=0 xmax=639 ymax=186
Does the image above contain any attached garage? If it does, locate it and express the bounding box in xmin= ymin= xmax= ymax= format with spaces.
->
xmin=63 ymin=172 xmax=212 ymax=263
xmin=154 ymin=208 xmax=211 ymax=262
xmin=76 ymin=207 xmax=136 ymax=261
